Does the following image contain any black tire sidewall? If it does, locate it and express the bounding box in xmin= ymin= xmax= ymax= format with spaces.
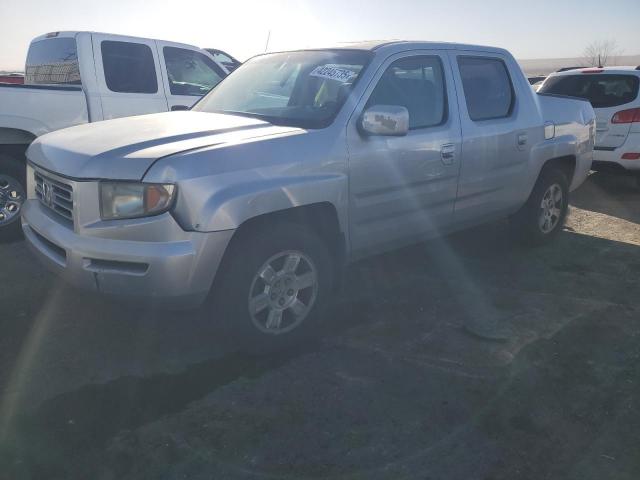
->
xmin=0 ymin=154 xmax=26 ymax=241
xmin=512 ymin=168 xmax=569 ymax=245
xmin=211 ymin=222 xmax=334 ymax=352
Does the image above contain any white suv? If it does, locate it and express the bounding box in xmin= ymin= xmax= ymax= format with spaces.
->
xmin=540 ymin=67 xmax=640 ymax=184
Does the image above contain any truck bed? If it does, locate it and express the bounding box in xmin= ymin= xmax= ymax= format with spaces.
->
xmin=0 ymin=83 xmax=88 ymax=138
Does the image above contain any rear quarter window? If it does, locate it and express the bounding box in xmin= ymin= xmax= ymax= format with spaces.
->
xmin=25 ymin=38 xmax=81 ymax=85
xmin=540 ymin=74 xmax=640 ymax=108
xmin=101 ymin=41 xmax=158 ymax=94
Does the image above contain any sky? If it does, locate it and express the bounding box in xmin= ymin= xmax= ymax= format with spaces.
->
xmin=1 ymin=0 xmax=639 ymax=70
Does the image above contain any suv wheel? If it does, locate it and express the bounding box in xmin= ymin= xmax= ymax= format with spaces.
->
xmin=0 ymin=154 xmax=26 ymax=242
xmin=510 ymin=168 xmax=569 ymax=245
xmin=212 ymin=222 xmax=333 ymax=352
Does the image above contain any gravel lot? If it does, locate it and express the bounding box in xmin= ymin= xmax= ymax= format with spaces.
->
xmin=1 ymin=172 xmax=639 ymax=480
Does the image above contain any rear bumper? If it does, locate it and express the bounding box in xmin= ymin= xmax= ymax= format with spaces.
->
xmin=22 ymin=199 xmax=234 ymax=309
xmin=593 ymin=133 xmax=640 ymax=172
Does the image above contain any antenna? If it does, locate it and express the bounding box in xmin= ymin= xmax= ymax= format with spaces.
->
xmin=264 ymin=31 xmax=271 ymax=53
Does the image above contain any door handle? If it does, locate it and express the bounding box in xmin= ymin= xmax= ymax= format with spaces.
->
xmin=171 ymin=105 xmax=190 ymax=111
xmin=440 ymin=144 xmax=456 ymax=165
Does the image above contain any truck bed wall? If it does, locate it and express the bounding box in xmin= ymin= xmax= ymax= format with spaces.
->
xmin=0 ymin=84 xmax=88 ymax=143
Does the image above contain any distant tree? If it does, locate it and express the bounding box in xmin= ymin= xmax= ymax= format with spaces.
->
xmin=583 ymin=40 xmax=623 ymax=67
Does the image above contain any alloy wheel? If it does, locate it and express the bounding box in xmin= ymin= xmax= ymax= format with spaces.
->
xmin=248 ymin=250 xmax=319 ymax=335
xmin=538 ymin=183 xmax=563 ymax=234
xmin=0 ymin=175 xmax=25 ymax=226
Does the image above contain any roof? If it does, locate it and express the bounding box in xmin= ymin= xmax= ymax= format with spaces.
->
xmin=332 ymin=40 xmax=507 ymax=53
xmin=30 ymin=31 xmax=202 ymax=51
xmin=261 ymin=40 xmax=510 ymax=58
xmin=550 ymin=66 xmax=640 ymax=76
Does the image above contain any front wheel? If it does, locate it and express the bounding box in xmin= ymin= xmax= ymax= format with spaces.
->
xmin=510 ymin=168 xmax=569 ymax=245
xmin=211 ymin=222 xmax=334 ymax=352
xmin=0 ymin=154 xmax=27 ymax=243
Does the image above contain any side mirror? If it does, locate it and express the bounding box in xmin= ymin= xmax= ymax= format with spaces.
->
xmin=360 ymin=105 xmax=409 ymax=137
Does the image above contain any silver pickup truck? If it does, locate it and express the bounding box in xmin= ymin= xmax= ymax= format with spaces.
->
xmin=22 ymin=41 xmax=595 ymax=348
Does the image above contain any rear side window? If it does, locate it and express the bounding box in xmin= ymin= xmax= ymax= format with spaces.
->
xmin=539 ymin=74 xmax=640 ymax=108
xmin=367 ymin=56 xmax=447 ymax=129
xmin=163 ymin=47 xmax=226 ymax=96
xmin=101 ymin=41 xmax=158 ymax=94
xmin=25 ymin=38 xmax=81 ymax=85
xmin=458 ymin=56 xmax=514 ymax=121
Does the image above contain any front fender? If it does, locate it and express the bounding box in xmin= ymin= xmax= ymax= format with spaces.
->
xmin=172 ymin=172 xmax=348 ymax=234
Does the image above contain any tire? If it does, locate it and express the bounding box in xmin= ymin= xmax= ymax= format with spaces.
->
xmin=0 ymin=154 xmax=27 ymax=243
xmin=210 ymin=221 xmax=334 ymax=353
xmin=510 ymin=168 xmax=569 ymax=246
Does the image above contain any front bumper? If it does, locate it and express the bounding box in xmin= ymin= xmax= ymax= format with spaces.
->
xmin=22 ymin=199 xmax=234 ymax=309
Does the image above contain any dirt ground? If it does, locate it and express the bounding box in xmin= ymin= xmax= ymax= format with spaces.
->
xmin=0 ymin=172 xmax=639 ymax=480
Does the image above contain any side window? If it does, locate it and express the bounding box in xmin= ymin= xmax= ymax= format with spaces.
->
xmin=163 ymin=47 xmax=226 ymax=96
xmin=101 ymin=41 xmax=158 ymax=94
xmin=366 ymin=56 xmax=447 ymax=130
xmin=457 ymin=56 xmax=514 ymax=121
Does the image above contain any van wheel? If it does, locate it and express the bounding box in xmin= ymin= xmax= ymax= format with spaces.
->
xmin=510 ymin=168 xmax=569 ymax=245
xmin=211 ymin=222 xmax=333 ymax=353
xmin=0 ymin=154 xmax=26 ymax=243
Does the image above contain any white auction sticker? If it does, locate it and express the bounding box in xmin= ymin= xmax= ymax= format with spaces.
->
xmin=310 ymin=64 xmax=357 ymax=83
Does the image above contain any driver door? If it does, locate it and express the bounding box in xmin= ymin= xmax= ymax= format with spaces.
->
xmin=347 ymin=51 xmax=462 ymax=258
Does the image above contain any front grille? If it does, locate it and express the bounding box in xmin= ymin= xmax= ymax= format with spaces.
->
xmin=34 ymin=171 xmax=74 ymax=222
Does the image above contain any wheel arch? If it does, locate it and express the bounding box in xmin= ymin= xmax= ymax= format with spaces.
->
xmin=540 ymin=155 xmax=577 ymax=184
xmin=231 ymin=202 xmax=346 ymax=264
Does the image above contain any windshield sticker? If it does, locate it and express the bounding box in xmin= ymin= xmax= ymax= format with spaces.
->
xmin=310 ymin=64 xmax=357 ymax=83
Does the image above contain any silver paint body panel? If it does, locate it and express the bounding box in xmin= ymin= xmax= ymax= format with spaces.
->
xmin=22 ymin=41 xmax=595 ymax=307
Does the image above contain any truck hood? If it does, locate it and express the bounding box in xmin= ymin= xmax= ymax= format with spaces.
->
xmin=27 ymin=111 xmax=303 ymax=180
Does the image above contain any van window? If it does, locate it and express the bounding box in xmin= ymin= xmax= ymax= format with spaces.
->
xmin=25 ymin=38 xmax=81 ymax=85
xmin=101 ymin=41 xmax=158 ymax=94
xmin=366 ymin=56 xmax=447 ymax=129
xmin=458 ymin=56 xmax=514 ymax=121
xmin=163 ymin=47 xmax=226 ymax=96
xmin=539 ymin=74 xmax=640 ymax=108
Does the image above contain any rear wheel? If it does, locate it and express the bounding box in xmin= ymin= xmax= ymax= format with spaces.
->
xmin=510 ymin=168 xmax=569 ymax=245
xmin=211 ymin=222 xmax=333 ymax=352
xmin=0 ymin=154 xmax=26 ymax=243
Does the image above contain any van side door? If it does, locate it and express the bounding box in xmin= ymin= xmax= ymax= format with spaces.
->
xmin=91 ymin=34 xmax=169 ymax=119
xmin=347 ymin=51 xmax=462 ymax=258
xmin=156 ymin=42 xmax=227 ymax=111
xmin=448 ymin=52 xmax=532 ymax=224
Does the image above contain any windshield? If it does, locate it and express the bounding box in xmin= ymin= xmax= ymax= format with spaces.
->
xmin=540 ymin=74 xmax=640 ymax=108
xmin=193 ymin=49 xmax=372 ymax=128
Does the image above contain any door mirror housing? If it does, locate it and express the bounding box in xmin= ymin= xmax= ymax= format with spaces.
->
xmin=360 ymin=105 xmax=409 ymax=136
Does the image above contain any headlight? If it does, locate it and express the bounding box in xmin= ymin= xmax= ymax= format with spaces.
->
xmin=100 ymin=182 xmax=176 ymax=220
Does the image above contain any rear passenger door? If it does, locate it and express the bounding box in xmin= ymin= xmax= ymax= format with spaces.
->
xmin=92 ymin=34 xmax=168 ymax=119
xmin=156 ymin=43 xmax=227 ymax=111
xmin=449 ymin=52 xmax=530 ymax=223
xmin=347 ymin=52 xmax=462 ymax=257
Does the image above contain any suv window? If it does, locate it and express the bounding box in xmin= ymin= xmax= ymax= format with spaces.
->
xmin=163 ymin=47 xmax=226 ymax=96
xmin=101 ymin=41 xmax=158 ymax=94
xmin=539 ymin=74 xmax=640 ymax=108
xmin=25 ymin=38 xmax=81 ymax=85
xmin=366 ymin=56 xmax=446 ymax=129
xmin=458 ymin=56 xmax=514 ymax=121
